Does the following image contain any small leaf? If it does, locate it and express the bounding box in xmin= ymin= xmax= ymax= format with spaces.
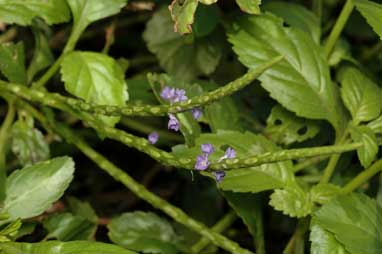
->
xmin=0 ymin=241 xmax=138 ymax=254
xmin=310 ymin=183 xmax=340 ymax=205
xmin=354 ymin=0 xmax=382 ymax=39
xmin=0 ymin=42 xmax=26 ymax=84
xmin=0 ymin=219 xmax=22 ymax=242
xmin=228 ymin=13 xmax=346 ymax=133
xmin=368 ymin=115 xmax=382 ymax=134
xmin=338 ymin=66 xmax=381 ymax=125
xmin=313 ymin=193 xmax=382 ymax=254
xmin=309 ymin=223 xmax=350 ymax=254
xmin=328 ymin=39 xmax=354 ymax=66
xmin=349 ymin=125 xmax=378 ymax=168
xmin=0 ymin=0 xmax=70 ymax=26
xmin=108 ymin=212 xmax=181 ymax=254
xmin=192 ymin=4 xmax=220 ymax=38
xmin=269 ymin=187 xmax=313 ymax=218
xmin=204 ymin=97 xmax=242 ymax=132
xmin=67 ymin=197 xmax=98 ymax=223
xmin=143 ymin=8 xmax=223 ymax=81
xmin=11 ymin=118 xmax=50 ymax=167
xmin=169 ymin=0 xmax=198 ymax=34
xmin=236 ymin=0 xmax=261 ymax=15
xmin=264 ymin=105 xmax=320 ymax=145
xmin=198 ymin=0 xmax=218 ymax=5
xmin=60 ymin=51 xmax=128 ymax=127
xmin=3 ymin=157 xmax=74 ymax=220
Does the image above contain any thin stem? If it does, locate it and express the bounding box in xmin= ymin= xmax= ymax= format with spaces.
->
xmin=190 ymin=211 xmax=237 ymax=253
xmin=341 ymin=159 xmax=382 ymax=194
xmin=293 ymin=156 xmax=329 ymax=173
xmin=53 ymin=122 xmax=254 ymax=254
xmin=0 ymin=28 xmax=17 ymax=43
xmin=283 ymin=217 xmax=310 ymax=254
xmin=324 ymin=0 xmax=354 ymax=58
xmin=313 ymin=0 xmax=323 ymax=23
xmin=361 ymin=41 xmax=382 ymax=62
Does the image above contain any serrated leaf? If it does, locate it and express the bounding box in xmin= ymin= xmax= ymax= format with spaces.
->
xmin=228 ymin=13 xmax=346 ymax=133
xmin=143 ymin=8 xmax=223 ymax=81
xmin=236 ymin=0 xmax=261 ymax=15
xmin=313 ymin=193 xmax=382 ymax=254
xmin=60 ymin=51 xmax=128 ymax=127
xmin=310 ymin=183 xmax=340 ymax=205
xmin=172 ymin=130 xmax=296 ymax=193
xmin=349 ymin=125 xmax=378 ymax=168
xmin=354 ymin=0 xmax=382 ymax=39
xmin=0 ymin=241 xmax=137 ymax=254
xmin=11 ymin=119 xmax=50 ymax=167
xmin=169 ymin=0 xmax=198 ymax=34
xmin=108 ymin=212 xmax=181 ymax=254
xmin=269 ymin=187 xmax=313 ymax=218
xmin=0 ymin=0 xmax=70 ymax=26
xmin=264 ymin=105 xmax=320 ymax=145
xmin=339 ymin=66 xmax=381 ymax=125
xmin=0 ymin=42 xmax=26 ymax=84
xmin=3 ymin=157 xmax=74 ymax=220
xmin=368 ymin=115 xmax=382 ymax=134
xmin=309 ymin=223 xmax=350 ymax=254
xmin=264 ymin=1 xmax=321 ymax=43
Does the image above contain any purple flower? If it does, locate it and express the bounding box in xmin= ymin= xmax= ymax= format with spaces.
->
xmin=201 ymin=143 xmax=214 ymax=155
xmin=218 ymin=147 xmax=236 ymax=162
xmin=160 ymin=86 xmax=188 ymax=104
xmin=168 ymin=114 xmax=180 ymax=131
xmin=173 ymin=88 xmax=188 ymax=103
xmin=148 ymin=131 xmax=159 ymax=144
xmin=213 ymin=171 xmax=226 ymax=183
xmin=195 ymin=153 xmax=210 ymax=170
xmin=191 ymin=108 xmax=202 ymax=120
xmin=160 ymin=86 xmax=175 ymax=101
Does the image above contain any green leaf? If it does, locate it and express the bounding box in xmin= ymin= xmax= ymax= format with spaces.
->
xmin=143 ymin=8 xmax=223 ymax=81
xmin=67 ymin=197 xmax=98 ymax=223
xmin=169 ymin=0 xmax=198 ymax=34
xmin=60 ymin=51 xmax=128 ymax=127
xmin=269 ymin=187 xmax=313 ymax=218
xmin=192 ymin=4 xmax=220 ymax=38
xmin=264 ymin=1 xmax=321 ymax=43
xmin=204 ymin=97 xmax=242 ymax=132
xmin=309 ymin=223 xmax=350 ymax=254
xmin=354 ymin=0 xmax=382 ymax=39
xmin=0 ymin=42 xmax=26 ymax=84
xmin=313 ymin=193 xmax=382 ymax=254
xmin=127 ymin=77 xmax=158 ymax=104
xmin=0 ymin=0 xmax=70 ymax=26
xmin=228 ymin=13 xmax=346 ymax=132
xmin=0 ymin=219 xmax=22 ymax=242
xmin=339 ymin=66 xmax=381 ymax=125
xmin=0 ymin=241 xmax=137 ymax=254
xmin=368 ymin=115 xmax=382 ymax=134
xmin=349 ymin=125 xmax=378 ymax=168
xmin=310 ymin=183 xmax=340 ymax=205
xmin=328 ymin=39 xmax=354 ymax=66
xmin=11 ymin=118 xmax=50 ymax=167
xmin=199 ymin=0 xmax=218 ymax=5
xmin=43 ymin=213 xmax=96 ymax=241
xmin=108 ymin=212 xmax=181 ymax=254
xmin=3 ymin=157 xmax=74 ymax=220
xmin=264 ymin=105 xmax=320 ymax=145
xmin=235 ymin=0 xmax=261 ymax=15
xmin=172 ymin=130 xmax=296 ymax=193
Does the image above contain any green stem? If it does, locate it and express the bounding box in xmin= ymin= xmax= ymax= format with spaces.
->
xmin=0 ymin=28 xmax=17 ymax=43
xmin=293 ymin=156 xmax=328 ymax=173
xmin=341 ymin=159 xmax=382 ymax=194
xmin=324 ymin=0 xmax=354 ymax=58
xmin=361 ymin=42 xmax=382 ymax=62
xmin=53 ymin=123 xmax=254 ymax=254
xmin=283 ymin=217 xmax=310 ymax=254
xmin=190 ymin=211 xmax=237 ymax=253
xmin=313 ymin=0 xmax=322 ymax=23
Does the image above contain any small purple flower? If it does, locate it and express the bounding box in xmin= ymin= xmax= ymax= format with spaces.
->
xmin=168 ymin=114 xmax=180 ymax=131
xmin=195 ymin=153 xmax=210 ymax=170
xmin=218 ymin=147 xmax=236 ymax=162
xmin=213 ymin=171 xmax=226 ymax=183
xmin=160 ymin=86 xmax=175 ymax=101
xmin=201 ymin=143 xmax=214 ymax=155
xmin=191 ymin=108 xmax=202 ymax=120
xmin=173 ymin=88 xmax=188 ymax=103
xmin=148 ymin=131 xmax=159 ymax=144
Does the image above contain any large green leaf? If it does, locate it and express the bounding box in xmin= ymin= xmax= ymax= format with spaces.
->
xmin=11 ymin=118 xmax=50 ymax=167
xmin=264 ymin=1 xmax=321 ymax=43
xmin=309 ymin=223 xmax=350 ymax=254
xmin=264 ymin=105 xmax=320 ymax=145
xmin=204 ymin=97 xmax=242 ymax=132
xmin=192 ymin=5 xmax=220 ymax=38
xmin=143 ymin=8 xmax=223 ymax=81
xmin=235 ymin=0 xmax=261 ymax=15
xmin=169 ymin=0 xmax=198 ymax=34
xmin=0 ymin=241 xmax=137 ymax=254
xmin=172 ymin=130 xmax=296 ymax=193
xmin=354 ymin=0 xmax=382 ymax=39
xmin=368 ymin=115 xmax=382 ymax=134
xmin=228 ymin=13 xmax=346 ymax=132
xmin=0 ymin=42 xmax=26 ymax=84
xmin=0 ymin=0 xmax=70 ymax=26
xmin=2 ymin=157 xmax=74 ymax=220
xmin=310 ymin=183 xmax=340 ymax=205
xmin=60 ymin=51 xmax=128 ymax=126
xmin=339 ymin=66 xmax=381 ymax=125
xmin=108 ymin=212 xmax=181 ymax=254
xmin=313 ymin=193 xmax=382 ymax=254
xmin=349 ymin=125 xmax=378 ymax=168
